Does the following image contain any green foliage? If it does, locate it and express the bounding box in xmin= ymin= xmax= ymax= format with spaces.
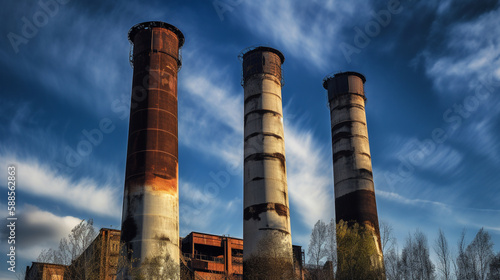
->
xmin=244 ymin=234 xmax=297 ymax=280
xmin=335 ymin=220 xmax=384 ymax=280
xmin=244 ymin=256 xmax=295 ymax=280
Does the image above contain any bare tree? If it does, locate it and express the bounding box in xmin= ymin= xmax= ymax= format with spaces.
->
xmin=308 ymin=220 xmax=328 ymax=268
xmin=400 ymin=230 xmax=435 ymax=280
xmin=384 ymin=246 xmax=401 ymax=280
xmin=37 ymin=219 xmax=97 ymax=265
xmin=456 ymin=230 xmax=473 ymax=280
xmin=326 ymin=219 xmax=337 ymax=271
xmin=434 ymin=229 xmax=451 ymax=280
xmin=488 ymin=252 xmax=500 ymax=280
xmin=380 ymin=220 xmax=395 ymax=255
xmin=305 ymin=220 xmax=335 ymax=280
xmin=379 ymin=221 xmax=400 ymax=280
xmin=399 ymin=233 xmax=414 ymax=280
xmin=469 ymin=228 xmax=494 ymax=280
xmin=456 ymin=228 xmax=494 ymax=280
xmin=37 ymin=219 xmax=100 ymax=279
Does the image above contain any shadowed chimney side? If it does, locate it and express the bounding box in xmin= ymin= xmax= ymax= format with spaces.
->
xmin=323 ymin=72 xmax=384 ymax=275
xmin=242 ymin=47 xmax=294 ymax=278
xmin=120 ymin=21 xmax=184 ymax=279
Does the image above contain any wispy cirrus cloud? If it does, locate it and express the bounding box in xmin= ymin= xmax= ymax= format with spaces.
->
xmin=178 ymin=48 xmax=243 ymax=168
xmin=387 ymin=136 xmax=464 ymax=175
xmin=0 ymin=204 xmax=82 ymax=261
xmin=378 ymin=189 xmax=500 ymax=233
xmin=236 ymin=0 xmax=372 ymax=70
xmin=285 ymin=111 xmax=334 ymax=229
xmin=421 ymin=3 xmax=500 ymax=97
xmin=417 ymin=4 xmax=500 ymax=166
xmin=0 ymin=1 xmax=166 ymax=117
xmin=0 ymin=154 xmax=121 ymax=218
xmin=378 ymin=190 xmax=451 ymax=210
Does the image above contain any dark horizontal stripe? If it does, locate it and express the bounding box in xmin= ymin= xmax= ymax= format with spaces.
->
xmin=244 ymin=153 xmax=286 ymax=170
xmin=244 ymin=202 xmax=289 ymax=221
xmin=331 ymin=103 xmax=365 ymax=111
xmin=244 ymin=109 xmax=282 ymax=124
xmin=328 ymin=92 xmax=366 ymax=103
xmin=333 ymin=150 xmax=354 ymax=162
xmin=244 ymin=94 xmax=261 ymax=105
xmin=257 ymin=227 xmax=290 ymax=235
xmin=250 ymin=177 xmax=264 ymax=182
xmin=332 ymin=132 xmax=368 ymax=144
xmin=331 ymin=120 xmax=366 ymax=133
xmin=335 ymin=175 xmax=374 ymax=186
xmin=244 ymin=91 xmax=282 ymax=103
xmin=244 ymin=132 xmax=283 ymax=142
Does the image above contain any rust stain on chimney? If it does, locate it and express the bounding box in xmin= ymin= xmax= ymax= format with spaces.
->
xmin=120 ymin=21 xmax=184 ymax=279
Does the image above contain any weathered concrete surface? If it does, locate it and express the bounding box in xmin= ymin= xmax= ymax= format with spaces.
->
xmin=242 ymin=47 xmax=293 ymax=276
xmin=324 ymin=72 xmax=384 ymax=272
xmin=120 ymin=21 xmax=184 ymax=279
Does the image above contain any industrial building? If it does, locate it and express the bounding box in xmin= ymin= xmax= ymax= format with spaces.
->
xmin=25 ymin=262 xmax=66 ymax=280
xmin=25 ymin=229 xmax=304 ymax=280
xmin=25 ymin=228 xmax=120 ymax=280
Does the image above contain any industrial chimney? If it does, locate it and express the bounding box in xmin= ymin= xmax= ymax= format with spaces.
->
xmin=242 ymin=47 xmax=294 ymax=278
xmin=323 ymin=72 xmax=384 ymax=274
xmin=120 ymin=21 xmax=184 ymax=279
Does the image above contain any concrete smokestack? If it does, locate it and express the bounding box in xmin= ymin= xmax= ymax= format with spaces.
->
xmin=120 ymin=21 xmax=184 ymax=278
xmin=242 ymin=47 xmax=293 ymax=277
xmin=323 ymin=72 xmax=384 ymax=272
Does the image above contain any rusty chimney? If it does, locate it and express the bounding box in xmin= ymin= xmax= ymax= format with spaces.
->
xmin=120 ymin=21 xmax=184 ymax=278
xmin=242 ymin=47 xmax=294 ymax=277
xmin=323 ymin=72 xmax=384 ymax=273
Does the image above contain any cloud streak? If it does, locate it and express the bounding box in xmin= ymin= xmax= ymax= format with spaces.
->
xmin=378 ymin=189 xmax=500 ymax=233
xmin=285 ymin=121 xmax=334 ymax=229
xmin=0 ymin=204 xmax=82 ymax=262
xmin=237 ymin=0 xmax=372 ymax=70
xmin=178 ymin=49 xmax=244 ymax=168
xmin=0 ymin=154 xmax=121 ymax=218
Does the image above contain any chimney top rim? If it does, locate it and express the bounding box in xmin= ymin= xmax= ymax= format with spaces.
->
xmin=241 ymin=46 xmax=285 ymax=64
xmin=322 ymin=71 xmax=366 ymax=89
xmin=128 ymin=21 xmax=185 ymax=48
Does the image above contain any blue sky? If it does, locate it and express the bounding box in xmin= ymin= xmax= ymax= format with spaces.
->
xmin=1 ymin=0 xmax=500 ymax=278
